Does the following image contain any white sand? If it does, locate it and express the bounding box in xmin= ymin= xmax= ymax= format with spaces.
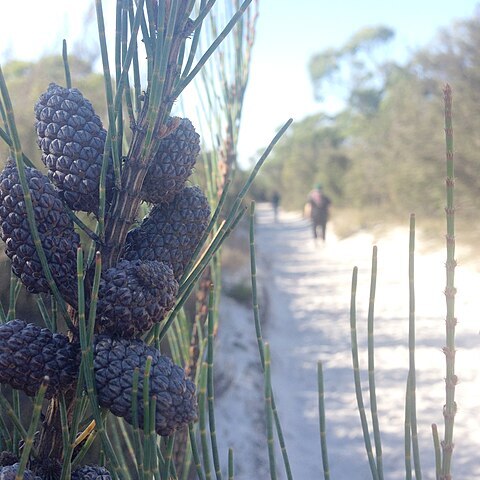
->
xmin=215 ymin=203 xmax=480 ymax=479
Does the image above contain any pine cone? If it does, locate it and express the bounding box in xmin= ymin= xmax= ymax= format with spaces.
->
xmin=0 ymin=320 xmax=80 ymax=399
xmin=0 ymin=463 xmax=42 ymax=480
xmin=0 ymin=452 xmax=18 ymax=467
xmin=141 ymin=117 xmax=200 ymax=204
xmin=71 ymin=465 xmax=112 ymax=480
xmin=34 ymin=83 xmax=114 ymax=214
xmin=0 ymin=160 xmax=79 ymax=301
xmin=96 ymin=259 xmax=178 ymax=338
xmin=124 ymin=186 xmax=210 ymax=280
xmin=94 ymin=336 xmax=197 ymax=436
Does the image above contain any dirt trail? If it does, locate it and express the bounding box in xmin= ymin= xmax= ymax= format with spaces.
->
xmin=216 ymin=203 xmax=480 ymax=479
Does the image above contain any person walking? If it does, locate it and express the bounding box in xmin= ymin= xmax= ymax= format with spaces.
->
xmin=271 ymin=191 xmax=281 ymax=222
xmin=307 ymin=184 xmax=331 ymax=241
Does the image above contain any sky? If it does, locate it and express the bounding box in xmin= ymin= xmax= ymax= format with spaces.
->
xmin=0 ymin=0 xmax=478 ymax=166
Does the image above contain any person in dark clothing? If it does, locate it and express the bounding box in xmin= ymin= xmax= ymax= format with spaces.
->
xmin=271 ymin=191 xmax=281 ymax=222
xmin=307 ymin=184 xmax=331 ymax=241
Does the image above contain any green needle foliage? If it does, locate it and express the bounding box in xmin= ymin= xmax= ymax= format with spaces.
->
xmin=0 ymin=1 xmax=466 ymax=479
xmin=0 ymin=1 xmax=292 ymax=478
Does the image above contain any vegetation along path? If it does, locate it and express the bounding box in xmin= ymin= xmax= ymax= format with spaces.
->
xmin=243 ymin=202 xmax=480 ymax=479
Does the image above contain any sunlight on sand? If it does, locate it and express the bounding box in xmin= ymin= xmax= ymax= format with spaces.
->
xmin=215 ymin=203 xmax=480 ymax=479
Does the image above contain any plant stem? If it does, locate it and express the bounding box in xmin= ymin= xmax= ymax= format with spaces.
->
xmin=367 ymin=245 xmax=383 ymax=480
xmin=441 ymin=83 xmax=457 ymax=479
xmin=317 ymin=362 xmax=330 ymax=480
xmin=350 ymin=266 xmax=379 ymax=480
xmin=407 ymin=214 xmax=422 ymax=479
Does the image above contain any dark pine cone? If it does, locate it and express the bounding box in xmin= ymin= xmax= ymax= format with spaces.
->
xmin=96 ymin=259 xmax=178 ymax=338
xmin=0 ymin=451 xmax=18 ymax=467
xmin=124 ymin=185 xmax=210 ymax=280
xmin=0 ymin=320 xmax=80 ymax=399
xmin=71 ymin=465 xmax=112 ymax=480
xmin=34 ymin=83 xmax=114 ymax=214
xmin=94 ymin=335 xmax=197 ymax=436
xmin=141 ymin=117 xmax=200 ymax=204
xmin=0 ymin=463 xmax=42 ymax=480
xmin=0 ymin=160 xmax=79 ymax=301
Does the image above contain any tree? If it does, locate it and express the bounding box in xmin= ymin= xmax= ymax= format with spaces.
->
xmin=309 ymin=26 xmax=395 ymax=115
xmin=257 ymin=114 xmax=350 ymax=210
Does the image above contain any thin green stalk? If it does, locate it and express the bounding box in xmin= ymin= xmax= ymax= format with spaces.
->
xmin=121 ymin=4 xmax=135 ymax=128
xmin=142 ymin=356 xmax=153 ymax=480
xmin=189 ymin=423 xmax=206 ymax=480
xmin=190 ymin=0 xmax=217 ymax=33
xmin=88 ymin=252 xmax=102 ymax=342
xmin=109 ymin=418 xmax=131 ymax=475
xmin=175 ymin=0 xmax=253 ymax=97
xmin=408 ymin=214 xmax=422 ymax=478
xmin=65 ymin=208 xmax=102 ymax=243
xmin=51 ymin=296 xmax=58 ymax=332
xmin=0 ymin=411 xmax=12 ymax=452
xmin=432 ymin=423 xmax=441 ymax=480
xmin=36 ymin=296 xmax=54 ymax=332
xmin=228 ymin=448 xmax=234 ymax=480
xmin=264 ymin=343 xmax=277 ymax=480
xmin=156 ymin=206 xmax=247 ymax=344
xmin=115 ymin=0 xmax=123 ymax=91
xmin=15 ymin=379 xmax=48 ymax=480
xmin=180 ymin=178 xmax=232 ymax=285
xmin=404 ymin=371 xmax=412 ymax=480
xmin=119 ymin=424 xmax=139 ymax=473
xmin=76 ymin=247 xmax=124 ymax=479
xmin=131 ymin=367 xmax=145 ymax=478
xmin=7 ymin=274 xmax=20 ymax=321
xmin=441 ymin=83 xmax=457 ymax=479
xmin=180 ymin=436 xmax=194 ymax=480
xmin=367 ymin=245 xmax=383 ymax=480
xmin=317 ymin=362 xmax=330 ymax=480
xmin=59 ymin=395 xmax=71 ymax=470
xmin=149 ymin=397 xmax=158 ymax=478
xmin=350 ymin=266 xmax=379 ymax=480
xmin=144 ymin=0 xmax=157 ymax=44
xmin=166 ymin=325 xmax=182 ymax=365
xmin=206 ymin=285 xmax=222 ymax=480
xmin=95 ymin=0 xmax=121 ymax=189
xmin=0 ymin=392 xmax=28 ymax=452
xmin=60 ymin=383 xmax=89 ymax=480
xmin=198 ymin=363 xmax=212 ymax=480
xmin=249 ymin=202 xmax=263 ymax=366
xmin=70 ymin=431 xmax=98 ymax=470
xmin=162 ymin=434 xmax=175 ymax=480
xmin=249 ymin=202 xmax=293 ymax=480
xmin=226 ymin=118 xmax=292 ymax=223
xmin=181 ymin=0 xmax=208 ymax=78
xmin=62 ymin=39 xmax=72 ymax=88
xmin=141 ymin=0 xmax=169 ymax=158
xmin=178 ymin=216 xmax=229 ymax=297
xmin=113 ymin=0 xmax=144 ymax=121
xmin=0 ymin=300 xmax=6 ymax=325
xmin=0 ymin=64 xmax=71 ymax=324
xmin=0 ymin=126 xmax=34 ymax=168
xmin=12 ymin=390 xmax=21 ymax=456
xmin=127 ymin=0 xmax=142 ymax=116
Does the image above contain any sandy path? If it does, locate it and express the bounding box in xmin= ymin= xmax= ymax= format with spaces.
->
xmin=216 ymin=203 xmax=480 ymax=479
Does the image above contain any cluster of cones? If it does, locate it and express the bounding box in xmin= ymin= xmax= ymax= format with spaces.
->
xmin=0 ymin=84 xmax=211 ymax=478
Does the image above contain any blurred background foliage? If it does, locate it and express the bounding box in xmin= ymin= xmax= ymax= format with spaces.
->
xmin=4 ymin=10 xmax=480 ymax=238
xmin=251 ymin=11 xmax=480 ymax=235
